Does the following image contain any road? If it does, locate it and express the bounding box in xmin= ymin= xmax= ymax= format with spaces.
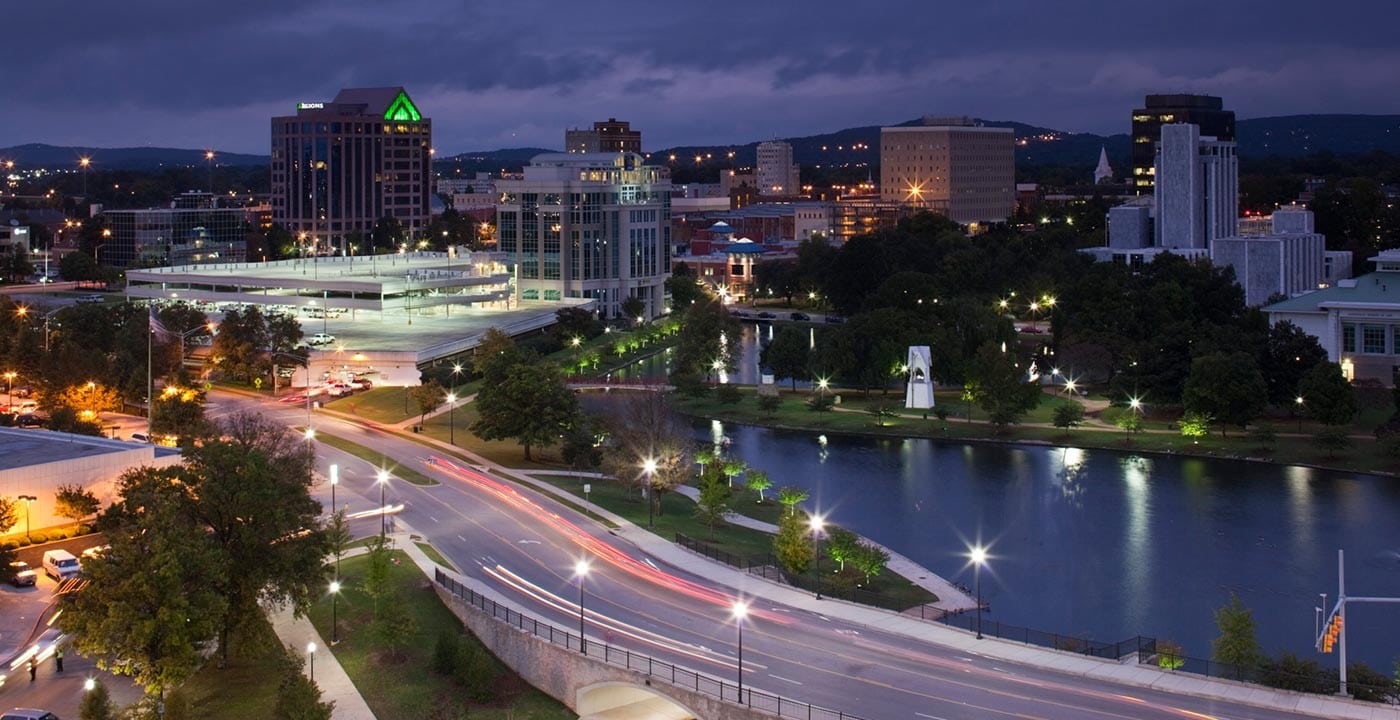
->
xmin=211 ymin=390 xmax=1334 ymax=720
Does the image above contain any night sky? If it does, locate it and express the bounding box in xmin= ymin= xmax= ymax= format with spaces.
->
xmin=7 ymin=1 xmax=1398 ymax=154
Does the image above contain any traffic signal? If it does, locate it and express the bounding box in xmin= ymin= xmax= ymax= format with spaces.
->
xmin=1321 ymin=614 xmax=1343 ymax=653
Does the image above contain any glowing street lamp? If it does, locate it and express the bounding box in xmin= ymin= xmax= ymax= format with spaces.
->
xmin=574 ymin=560 xmax=590 ymax=654
xmin=17 ymin=495 xmax=36 ymax=540
xmin=1063 ymin=378 xmax=1077 ymax=398
xmin=1295 ymin=395 xmax=1305 ymax=432
xmin=205 ymin=150 xmax=215 ymax=194
xmin=808 ymin=514 xmax=825 ymax=599
xmin=307 ymin=642 xmax=317 ymax=682
xmin=3 ymin=371 xmax=15 ymax=407
xmin=377 ymin=469 xmax=391 ymax=539
xmin=970 ymin=546 xmax=988 ymax=639
xmin=642 ymin=457 xmax=658 ymax=528
xmin=731 ymin=601 xmax=749 ymax=704
xmin=79 ymin=156 xmax=91 ymax=196
xmin=817 ymin=377 xmax=829 ymax=397
xmin=329 ymin=580 xmax=341 ymax=644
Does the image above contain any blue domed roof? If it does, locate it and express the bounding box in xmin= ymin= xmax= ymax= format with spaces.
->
xmin=721 ymin=238 xmax=767 ymax=255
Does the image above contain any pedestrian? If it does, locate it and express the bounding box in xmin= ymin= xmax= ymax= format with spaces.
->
xmin=28 ymin=657 xmax=36 ymax=682
xmin=55 ymin=647 xmax=64 ymax=672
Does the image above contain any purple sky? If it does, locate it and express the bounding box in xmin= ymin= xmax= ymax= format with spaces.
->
xmin=6 ymin=1 xmax=1399 ymax=155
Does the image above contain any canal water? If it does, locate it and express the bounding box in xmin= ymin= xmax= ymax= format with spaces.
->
xmin=595 ymin=323 xmax=1400 ymax=668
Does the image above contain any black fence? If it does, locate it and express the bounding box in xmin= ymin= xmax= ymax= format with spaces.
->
xmin=434 ymin=568 xmax=867 ymax=720
xmin=932 ymin=612 xmax=1156 ymax=661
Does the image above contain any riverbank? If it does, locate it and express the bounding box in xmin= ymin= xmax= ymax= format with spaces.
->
xmin=667 ymin=386 xmax=1400 ymax=479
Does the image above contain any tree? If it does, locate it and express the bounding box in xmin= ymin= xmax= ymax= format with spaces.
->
xmin=410 ymin=381 xmax=447 ymax=427
xmin=825 ymin=527 xmax=859 ymax=571
xmin=1212 ymin=593 xmax=1261 ymax=677
xmin=672 ymin=297 xmax=741 ymax=382
xmin=665 ymin=262 xmax=708 ymax=313
xmin=1182 ymin=352 xmax=1267 ymax=436
xmin=721 ymin=458 xmax=746 ymax=488
xmin=757 ymin=394 xmax=781 ymax=416
xmin=471 ymin=362 xmax=580 ymax=461
xmin=1298 ymin=362 xmax=1357 ymax=426
xmin=693 ymin=472 xmax=731 ymax=539
xmin=599 ymin=391 xmax=692 ymax=517
xmin=54 ymin=483 xmax=101 ymax=532
xmin=59 ymin=466 xmax=227 ymax=698
xmin=1052 ymin=402 xmax=1084 ymax=432
xmin=621 ymin=295 xmax=646 ymax=322
xmin=1116 ymin=411 xmax=1143 ymax=438
xmin=850 ymin=542 xmax=891 ymax=584
xmin=182 ymin=412 xmax=326 ymax=667
xmin=560 ymin=416 xmax=603 ymax=470
xmin=694 ymin=446 xmax=717 ymax=475
xmin=274 ymin=653 xmax=335 ymax=720
xmin=967 ymin=342 xmax=1041 ymax=430
xmin=60 ymin=250 xmax=100 ymax=282
xmin=1261 ymin=321 xmax=1328 ymax=406
xmin=79 ymin=678 xmax=118 ymax=720
xmin=745 ymin=469 xmax=773 ymax=502
xmin=209 ymin=306 xmax=270 ymax=383
xmin=371 ymin=215 xmax=405 ymax=251
xmin=774 ymin=512 xmax=814 ymax=575
xmin=777 ymin=485 xmax=809 ymax=516
xmin=1313 ymin=426 xmax=1352 ymax=459
xmin=761 ymin=325 xmax=812 ymax=389
xmin=150 ymin=386 xmax=212 ymax=443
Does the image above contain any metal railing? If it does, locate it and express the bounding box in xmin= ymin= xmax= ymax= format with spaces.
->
xmin=932 ymin=611 xmax=1155 ymax=661
xmin=434 ymin=568 xmax=866 ymax=720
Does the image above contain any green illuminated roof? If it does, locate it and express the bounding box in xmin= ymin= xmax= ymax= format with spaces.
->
xmin=384 ymin=91 xmax=422 ymax=122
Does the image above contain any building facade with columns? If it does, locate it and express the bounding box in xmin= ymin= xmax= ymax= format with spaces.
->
xmin=1265 ymin=250 xmax=1400 ymax=383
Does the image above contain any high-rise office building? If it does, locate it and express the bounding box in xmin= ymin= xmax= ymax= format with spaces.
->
xmin=1153 ymin=123 xmax=1238 ymax=249
xmin=756 ymin=140 xmax=800 ymax=196
xmin=1131 ymin=94 xmax=1234 ymax=193
xmin=102 ymin=192 xmax=249 ymax=267
xmin=565 ymin=118 xmax=642 ymax=154
xmin=495 ymin=152 xmax=670 ymax=318
xmin=270 ymin=87 xmax=432 ymax=253
xmin=880 ymin=116 xmax=1015 ymax=225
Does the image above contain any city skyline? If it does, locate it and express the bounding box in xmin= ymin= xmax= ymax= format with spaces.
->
xmin=5 ymin=1 xmax=1399 ymax=155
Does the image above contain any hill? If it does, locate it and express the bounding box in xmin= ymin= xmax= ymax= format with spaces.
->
xmin=0 ymin=143 xmax=266 ymax=170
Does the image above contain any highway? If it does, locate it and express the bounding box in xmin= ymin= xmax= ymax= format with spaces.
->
xmin=212 ymin=390 xmax=1333 ymax=720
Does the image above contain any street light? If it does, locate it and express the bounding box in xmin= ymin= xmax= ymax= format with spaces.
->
xmin=329 ymin=580 xmax=341 ymax=645
xmin=808 ymin=513 xmax=825 ymax=599
xmin=17 ymin=495 xmax=36 ymax=540
xmin=205 ymin=150 xmax=215 ymax=195
xmin=79 ymin=156 xmax=90 ymax=196
xmin=446 ymin=392 xmax=457 ymax=445
xmin=306 ymin=642 xmax=316 ymax=682
xmin=328 ymin=464 xmax=339 ymax=523
xmin=731 ymin=601 xmax=748 ymax=704
xmin=3 ymin=371 xmax=15 ymax=407
xmin=1295 ymin=395 xmax=1305 ymax=433
xmin=574 ymin=560 xmax=590 ymax=655
xmin=970 ymin=545 xmax=988 ymax=639
xmin=377 ymin=469 xmax=390 ymax=539
xmin=641 ymin=457 xmax=658 ymax=528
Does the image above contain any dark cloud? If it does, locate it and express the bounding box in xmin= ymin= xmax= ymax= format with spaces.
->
xmin=3 ymin=0 xmax=1398 ymax=154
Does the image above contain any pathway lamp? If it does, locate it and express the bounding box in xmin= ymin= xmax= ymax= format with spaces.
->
xmin=809 ymin=513 xmax=825 ymax=599
xmin=1295 ymin=396 xmax=1305 ymax=433
xmin=17 ymin=495 xmax=36 ymax=540
xmin=642 ymin=457 xmax=658 ymax=528
xmin=306 ymin=642 xmax=316 ymax=682
xmin=3 ymin=371 xmax=15 ymax=407
xmin=329 ymin=581 xmax=341 ymax=645
xmin=970 ymin=545 xmax=988 ymax=639
xmin=446 ymin=393 xmax=457 ymax=445
xmin=377 ymin=469 xmax=391 ymax=539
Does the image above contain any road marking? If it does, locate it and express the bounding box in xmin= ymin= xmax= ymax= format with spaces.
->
xmin=457 ymin=535 xmax=467 ymax=542
xmin=769 ymin=674 xmax=803 ymax=686
xmin=517 ymin=539 xmax=541 ymax=545
xmin=915 ymin=713 xmax=949 ymax=720
xmin=429 ymin=516 xmax=438 ymax=523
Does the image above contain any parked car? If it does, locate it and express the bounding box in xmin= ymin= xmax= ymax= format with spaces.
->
xmin=756 ymin=311 xmax=776 ymax=319
xmin=80 ymin=545 xmax=110 ymax=561
xmin=2 ymin=709 xmax=62 ymax=720
xmin=790 ymin=312 xmax=811 ymax=321
xmin=75 ymin=293 xmax=105 ymax=304
xmin=824 ymin=315 xmax=846 ymax=324
xmin=41 ymin=549 xmax=81 ymax=581
xmin=7 ymin=561 xmax=36 ymax=587
xmin=1016 ymin=325 xmax=1045 ymax=334
xmin=130 ymin=432 xmax=151 ymax=443
xmin=308 ymin=333 xmax=336 ymax=345
xmin=14 ymin=414 xmax=44 ymax=428
xmin=10 ymin=401 xmax=37 ymax=415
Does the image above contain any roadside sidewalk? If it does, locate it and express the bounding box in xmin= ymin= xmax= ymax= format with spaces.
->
xmin=268 ymin=605 xmax=377 ymax=720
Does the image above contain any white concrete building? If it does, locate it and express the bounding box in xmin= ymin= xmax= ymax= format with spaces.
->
xmin=756 ymin=141 xmax=801 ymax=196
xmin=1154 ymin=124 xmax=1238 ymax=249
xmin=1211 ymin=207 xmax=1351 ymax=306
xmin=1266 ymin=249 xmax=1400 ymax=383
xmin=495 ymin=153 xmax=671 ymax=319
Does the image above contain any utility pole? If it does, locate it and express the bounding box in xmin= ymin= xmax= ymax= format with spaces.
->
xmin=1316 ymin=549 xmax=1400 ymax=697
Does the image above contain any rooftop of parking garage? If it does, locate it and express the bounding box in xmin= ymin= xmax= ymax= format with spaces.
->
xmin=126 ymin=252 xmax=507 ymax=295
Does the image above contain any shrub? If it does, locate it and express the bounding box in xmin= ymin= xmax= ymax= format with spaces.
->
xmin=1248 ymin=425 xmax=1277 ymax=450
xmin=455 ymin=644 xmax=497 ymax=703
xmin=1258 ymin=651 xmax=1334 ymax=694
xmin=757 ymin=394 xmax=781 ymax=415
xmin=432 ymin=632 xmax=460 ymax=676
xmin=807 ymin=395 xmax=834 ymax=412
xmin=1347 ymin=661 xmax=1400 ymax=703
xmin=1156 ymin=640 xmax=1185 ymax=670
xmin=715 ymin=384 xmax=742 ymax=405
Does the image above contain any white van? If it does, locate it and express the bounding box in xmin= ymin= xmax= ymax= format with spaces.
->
xmin=42 ymin=549 xmax=81 ymax=581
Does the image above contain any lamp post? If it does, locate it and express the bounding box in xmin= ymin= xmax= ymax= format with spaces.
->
xmin=378 ymin=469 xmax=390 ymax=539
xmin=642 ymin=457 xmax=658 ymax=528
xmin=1295 ymin=396 xmax=1305 ymax=433
xmin=79 ymin=157 xmax=90 ymax=197
xmin=3 ymin=371 xmax=15 ymax=408
xmin=970 ymin=545 xmax=987 ymax=639
xmin=446 ymin=393 xmax=457 ymax=445
xmin=808 ymin=513 xmax=825 ymax=599
xmin=732 ymin=601 xmax=748 ymax=704
xmin=17 ymin=495 xmax=36 ymax=541
xmin=329 ymin=581 xmax=340 ymax=645
xmin=574 ymin=560 xmax=590 ymax=654
xmin=306 ymin=642 xmax=316 ymax=682
xmin=205 ymin=151 xmax=215 ymax=195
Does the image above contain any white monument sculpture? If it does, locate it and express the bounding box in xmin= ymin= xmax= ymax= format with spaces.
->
xmin=904 ymin=345 xmax=935 ymax=410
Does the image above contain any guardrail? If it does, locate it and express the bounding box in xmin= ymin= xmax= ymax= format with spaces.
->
xmin=434 ymin=568 xmax=866 ymax=720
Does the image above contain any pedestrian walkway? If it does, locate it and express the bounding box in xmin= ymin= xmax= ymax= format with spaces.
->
xmin=268 ymin=605 xmax=377 ymax=720
xmin=670 ymin=485 xmax=977 ymax=611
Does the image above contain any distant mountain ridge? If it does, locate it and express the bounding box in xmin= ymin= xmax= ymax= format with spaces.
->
xmin=0 ymin=143 xmax=266 ymax=170
xmin=7 ymin=115 xmax=1400 ymax=172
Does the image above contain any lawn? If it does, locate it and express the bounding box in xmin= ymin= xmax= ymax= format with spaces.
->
xmin=307 ymin=550 xmax=574 ymax=720
xmin=313 ymin=429 xmax=439 ymax=486
xmin=530 ymin=473 xmax=937 ymax=610
xmin=417 ymin=401 xmax=565 ymax=470
xmin=324 ymin=386 xmax=420 ymax=425
xmin=179 ymin=615 xmax=289 ymax=719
